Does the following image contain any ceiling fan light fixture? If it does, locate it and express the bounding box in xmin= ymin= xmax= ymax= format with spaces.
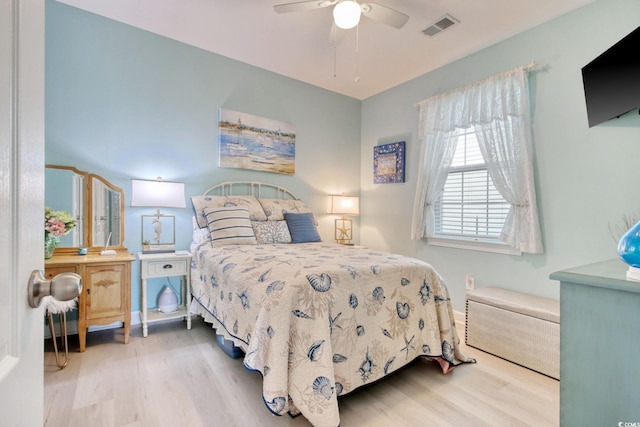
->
xmin=333 ymin=1 xmax=361 ymax=29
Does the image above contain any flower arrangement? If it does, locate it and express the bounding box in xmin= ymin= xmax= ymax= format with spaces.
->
xmin=45 ymin=207 xmax=76 ymax=239
xmin=44 ymin=207 xmax=76 ymax=258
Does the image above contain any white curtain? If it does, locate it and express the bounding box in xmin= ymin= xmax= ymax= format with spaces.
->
xmin=410 ymin=115 xmax=458 ymax=240
xmin=410 ymin=64 xmax=543 ymax=253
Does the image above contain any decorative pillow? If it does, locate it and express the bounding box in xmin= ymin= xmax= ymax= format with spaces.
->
xmin=191 ymin=195 xmax=267 ymax=228
xmin=192 ymin=216 xmax=210 ymax=245
xmin=251 ymin=220 xmax=291 ymax=244
xmin=284 ymin=212 xmax=321 ymax=243
xmin=258 ymin=198 xmax=317 ymax=224
xmin=204 ymin=207 xmax=257 ymax=246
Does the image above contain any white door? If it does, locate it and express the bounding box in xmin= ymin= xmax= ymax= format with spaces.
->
xmin=0 ymin=1 xmax=45 ymax=425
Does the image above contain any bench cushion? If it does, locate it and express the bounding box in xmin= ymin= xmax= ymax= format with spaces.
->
xmin=466 ymin=287 xmax=559 ymax=323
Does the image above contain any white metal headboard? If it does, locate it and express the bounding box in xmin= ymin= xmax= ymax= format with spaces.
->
xmin=203 ymin=181 xmax=298 ymax=200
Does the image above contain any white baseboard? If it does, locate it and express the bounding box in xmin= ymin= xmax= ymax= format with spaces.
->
xmin=44 ymin=311 xmax=142 ymax=339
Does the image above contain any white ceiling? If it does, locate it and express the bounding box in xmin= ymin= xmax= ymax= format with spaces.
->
xmin=56 ymin=0 xmax=595 ymax=100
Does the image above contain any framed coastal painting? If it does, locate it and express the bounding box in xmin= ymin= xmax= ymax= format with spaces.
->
xmin=374 ymin=141 xmax=405 ymax=184
xmin=218 ymin=108 xmax=296 ymax=175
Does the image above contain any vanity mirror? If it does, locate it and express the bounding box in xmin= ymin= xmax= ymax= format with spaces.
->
xmin=45 ymin=165 xmax=134 ymax=352
xmin=45 ymin=164 xmax=125 ymax=253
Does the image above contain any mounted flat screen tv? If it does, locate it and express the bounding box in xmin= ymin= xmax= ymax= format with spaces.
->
xmin=582 ymin=26 xmax=640 ymax=127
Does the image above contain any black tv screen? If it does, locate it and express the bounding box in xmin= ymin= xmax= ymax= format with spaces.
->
xmin=582 ymin=26 xmax=640 ymax=127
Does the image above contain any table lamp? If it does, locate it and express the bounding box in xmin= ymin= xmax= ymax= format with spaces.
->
xmin=327 ymin=195 xmax=359 ymax=245
xmin=131 ymin=178 xmax=186 ymax=253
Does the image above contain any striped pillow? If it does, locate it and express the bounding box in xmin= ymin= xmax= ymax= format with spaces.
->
xmin=204 ymin=206 xmax=257 ymax=246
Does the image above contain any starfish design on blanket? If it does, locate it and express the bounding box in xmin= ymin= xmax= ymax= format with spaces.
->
xmin=401 ymin=335 xmax=415 ymax=359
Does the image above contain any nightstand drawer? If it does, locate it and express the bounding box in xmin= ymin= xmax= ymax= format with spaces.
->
xmin=144 ymin=259 xmax=188 ymax=278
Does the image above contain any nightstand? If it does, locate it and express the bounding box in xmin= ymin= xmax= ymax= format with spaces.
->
xmin=138 ymin=251 xmax=192 ymax=337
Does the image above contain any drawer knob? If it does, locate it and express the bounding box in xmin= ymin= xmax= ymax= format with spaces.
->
xmin=162 ymin=264 xmax=173 ymax=269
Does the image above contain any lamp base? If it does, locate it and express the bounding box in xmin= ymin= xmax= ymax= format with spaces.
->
xmin=334 ymin=216 xmax=353 ymax=245
xmin=142 ymin=244 xmax=175 ymax=254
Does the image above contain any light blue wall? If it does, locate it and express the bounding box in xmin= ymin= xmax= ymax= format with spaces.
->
xmin=46 ymin=0 xmax=640 ymax=315
xmin=45 ymin=1 xmax=361 ymax=311
xmin=361 ymin=0 xmax=640 ymax=310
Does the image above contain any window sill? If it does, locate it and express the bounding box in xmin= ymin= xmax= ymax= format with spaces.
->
xmin=427 ymin=236 xmax=521 ymax=256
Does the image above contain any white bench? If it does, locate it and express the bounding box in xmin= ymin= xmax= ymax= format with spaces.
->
xmin=465 ymin=287 xmax=560 ymax=379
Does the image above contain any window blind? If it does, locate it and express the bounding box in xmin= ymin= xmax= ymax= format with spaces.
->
xmin=435 ymin=129 xmax=510 ymax=239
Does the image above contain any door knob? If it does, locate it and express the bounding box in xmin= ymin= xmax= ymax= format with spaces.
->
xmin=28 ymin=270 xmax=82 ymax=308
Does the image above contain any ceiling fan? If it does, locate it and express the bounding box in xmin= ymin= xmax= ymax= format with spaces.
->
xmin=273 ymin=0 xmax=409 ymax=30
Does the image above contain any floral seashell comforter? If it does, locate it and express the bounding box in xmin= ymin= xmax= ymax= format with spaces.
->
xmin=190 ymin=242 xmax=473 ymax=427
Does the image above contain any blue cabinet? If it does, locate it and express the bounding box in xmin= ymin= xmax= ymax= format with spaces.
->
xmin=550 ymin=259 xmax=640 ymax=427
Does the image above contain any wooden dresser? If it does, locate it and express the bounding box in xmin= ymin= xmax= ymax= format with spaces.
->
xmin=45 ymin=251 xmax=135 ymax=352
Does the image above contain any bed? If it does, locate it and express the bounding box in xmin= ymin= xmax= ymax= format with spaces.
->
xmin=188 ymin=181 xmax=474 ymax=427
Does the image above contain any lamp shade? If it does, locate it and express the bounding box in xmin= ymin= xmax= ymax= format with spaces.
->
xmin=333 ymin=1 xmax=361 ymax=29
xmin=328 ymin=195 xmax=359 ymax=215
xmin=131 ymin=179 xmax=186 ymax=208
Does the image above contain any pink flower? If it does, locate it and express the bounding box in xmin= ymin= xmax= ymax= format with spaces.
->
xmin=44 ymin=207 xmax=76 ymax=242
xmin=46 ymin=218 xmax=67 ymax=237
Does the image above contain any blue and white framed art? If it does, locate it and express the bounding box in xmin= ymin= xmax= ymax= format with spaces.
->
xmin=218 ymin=108 xmax=296 ymax=175
xmin=373 ymin=141 xmax=405 ymax=184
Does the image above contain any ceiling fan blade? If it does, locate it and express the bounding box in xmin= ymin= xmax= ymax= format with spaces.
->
xmin=329 ymin=23 xmax=346 ymax=45
xmin=360 ymin=2 xmax=409 ymax=29
xmin=273 ymin=0 xmax=337 ymax=14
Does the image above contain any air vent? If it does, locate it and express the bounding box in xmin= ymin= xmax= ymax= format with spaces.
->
xmin=422 ymin=14 xmax=460 ymax=37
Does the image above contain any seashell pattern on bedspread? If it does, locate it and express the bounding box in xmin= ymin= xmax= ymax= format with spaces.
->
xmin=190 ymin=242 xmax=473 ymax=427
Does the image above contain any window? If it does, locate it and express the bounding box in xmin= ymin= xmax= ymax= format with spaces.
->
xmin=412 ymin=65 xmax=542 ymax=254
xmin=433 ymin=128 xmax=510 ymax=243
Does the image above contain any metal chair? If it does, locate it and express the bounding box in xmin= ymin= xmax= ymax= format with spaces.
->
xmin=43 ymin=296 xmax=77 ymax=369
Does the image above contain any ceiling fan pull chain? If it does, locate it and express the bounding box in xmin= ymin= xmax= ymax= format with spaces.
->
xmin=355 ymin=23 xmax=360 ymax=82
xmin=333 ymin=30 xmax=338 ymax=78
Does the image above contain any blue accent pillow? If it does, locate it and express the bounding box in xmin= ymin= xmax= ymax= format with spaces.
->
xmin=284 ymin=212 xmax=321 ymax=243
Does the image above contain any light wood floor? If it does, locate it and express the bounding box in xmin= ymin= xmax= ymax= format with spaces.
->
xmin=44 ymin=318 xmax=559 ymax=427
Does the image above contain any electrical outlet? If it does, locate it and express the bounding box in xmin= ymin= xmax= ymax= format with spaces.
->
xmin=465 ymin=275 xmax=475 ymax=291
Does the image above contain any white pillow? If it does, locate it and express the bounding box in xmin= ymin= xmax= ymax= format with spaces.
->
xmin=192 ymin=216 xmax=210 ymax=245
xmin=205 ymin=207 xmax=257 ymax=246
xmin=191 ymin=195 xmax=267 ymax=228
xmin=257 ymin=198 xmax=317 ymax=224
xmin=251 ymin=220 xmax=291 ymax=244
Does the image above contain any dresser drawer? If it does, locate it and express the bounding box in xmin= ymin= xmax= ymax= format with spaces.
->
xmin=144 ymin=259 xmax=188 ymax=278
xmin=44 ymin=266 xmax=78 ymax=280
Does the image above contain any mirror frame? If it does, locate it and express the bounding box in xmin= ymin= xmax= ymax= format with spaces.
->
xmin=88 ymin=173 xmax=126 ymax=252
xmin=46 ymin=164 xmax=126 ymax=254
xmin=45 ymin=164 xmax=90 ymax=251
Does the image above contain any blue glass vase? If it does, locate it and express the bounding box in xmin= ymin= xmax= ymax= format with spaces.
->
xmin=617 ymin=220 xmax=640 ymax=268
